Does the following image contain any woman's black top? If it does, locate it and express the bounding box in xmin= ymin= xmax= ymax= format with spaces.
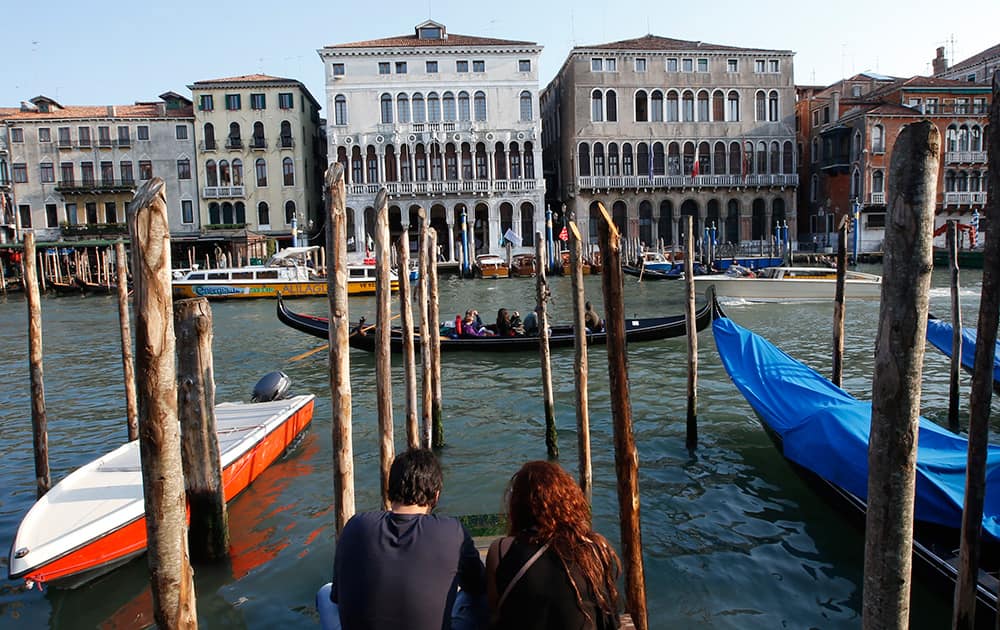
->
xmin=492 ymin=538 xmax=616 ymax=630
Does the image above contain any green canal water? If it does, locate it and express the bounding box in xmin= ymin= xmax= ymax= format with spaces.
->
xmin=0 ymin=266 xmax=994 ymax=628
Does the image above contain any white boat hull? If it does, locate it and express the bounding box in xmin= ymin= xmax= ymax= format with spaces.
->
xmin=694 ymin=274 xmax=882 ymax=301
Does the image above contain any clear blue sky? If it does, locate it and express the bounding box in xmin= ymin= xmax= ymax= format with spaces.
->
xmin=3 ymin=0 xmax=997 ymax=110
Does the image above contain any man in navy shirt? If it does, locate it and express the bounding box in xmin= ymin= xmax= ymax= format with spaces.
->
xmin=322 ymin=448 xmax=486 ymax=630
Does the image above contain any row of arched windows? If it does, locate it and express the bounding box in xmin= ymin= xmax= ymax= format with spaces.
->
xmin=206 ymin=200 xmax=297 ymax=226
xmin=945 ymin=169 xmax=990 ymax=192
xmin=577 ymin=140 xmax=795 ymax=177
xmin=589 ymin=89 xmax=782 ymax=123
xmin=205 ymin=157 xmax=295 ymax=187
xmin=362 ymin=91 xmax=490 ymax=126
xmin=946 ymin=124 xmax=985 ymax=153
xmin=334 ymin=141 xmax=536 ymax=185
xmin=203 ymin=121 xmax=294 ymax=149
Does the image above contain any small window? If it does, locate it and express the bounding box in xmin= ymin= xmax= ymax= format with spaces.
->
xmin=232 ymin=271 xmax=254 ymax=280
xmin=225 ymin=94 xmax=241 ymax=110
xmin=278 ymin=93 xmax=294 ymax=109
xmin=395 ymin=61 xmax=407 ymax=74
xmin=200 ymin=95 xmax=214 ymax=111
xmin=177 ymin=159 xmax=191 ymax=180
xmin=38 ymin=128 xmax=51 ymax=143
xmin=666 ymin=58 xmax=678 ymax=72
xmin=18 ymin=205 xmax=31 ymax=228
xmin=139 ymin=160 xmax=153 ymax=180
xmin=332 ymin=63 xmax=345 ymax=76
xmin=46 ymin=203 xmax=58 ymax=228
xmin=591 ymin=58 xmax=603 ymax=72
xmin=755 ymin=59 xmax=766 ymax=73
xmin=11 ymin=128 xmax=23 ymax=143
xmin=518 ymin=59 xmax=531 ymax=72
xmin=604 ymin=58 xmax=616 ymax=72
xmin=39 ymin=163 xmax=54 ymax=183
xmin=207 ymin=272 xmax=229 ymax=280
xmin=727 ymin=59 xmax=738 ymax=72
xmin=12 ymin=163 xmax=27 ymax=183
xmin=635 ymin=58 xmax=647 ymax=72
xmin=967 ymin=73 xmax=977 ymax=82
xmin=426 ymin=61 xmax=438 ymax=73
xmin=181 ymin=200 xmax=194 ymax=224
xmin=250 ymin=93 xmax=266 ymax=110
xmin=682 ymin=58 xmax=693 ymax=72
xmin=472 ymin=60 xmax=485 ymax=72
xmin=697 ymin=58 xmax=708 ymax=72
xmin=457 ymin=60 xmax=469 ymax=73
xmin=137 ymin=125 xmax=149 ymax=140
xmin=769 ymin=60 xmax=780 ymax=73
xmin=866 ymin=213 xmax=886 ymax=228
xmin=378 ymin=62 xmax=390 ymax=75
xmin=176 ymin=125 xmax=188 ymax=140
xmin=57 ymin=127 xmax=71 ymax=146
xmin=256 ymin=270 xmax=278 ymax=280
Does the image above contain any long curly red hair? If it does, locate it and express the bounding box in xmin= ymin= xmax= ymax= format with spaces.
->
xmin=505 ymin=461 xmax=621 ymax=619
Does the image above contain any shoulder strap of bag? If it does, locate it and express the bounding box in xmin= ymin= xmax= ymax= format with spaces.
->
xmin=496 ymin=542 xmax=550 ymax=612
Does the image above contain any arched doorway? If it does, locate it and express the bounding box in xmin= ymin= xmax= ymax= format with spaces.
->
xmin=658 ymin=200 xmax=673 ymax=246
xmin=680 ymin=199 xmax=699 ymax=243
xmin=751 ymin=199 xmax=767 ymax=240
xmin=638 ymin=201 xmax=653 ymax=246
xmin=725 ymin=200 xmax=740 ymax=244
xmin=613 ymin=201 xmax=628 ymax=238
xmin=474 ymin=203 xmax=490 ymax=255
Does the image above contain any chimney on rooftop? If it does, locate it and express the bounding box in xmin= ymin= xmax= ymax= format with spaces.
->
xmin=932 ymin=46 xmax=948 ymax=75
xmin=107 ymin=105 xmax=116 ymax=117
xmin=831 ymin=91 xmax=840 ymax=122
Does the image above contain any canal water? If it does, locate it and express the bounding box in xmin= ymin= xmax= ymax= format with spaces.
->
xmin=0 ymin=265 xmax=994 ymax=628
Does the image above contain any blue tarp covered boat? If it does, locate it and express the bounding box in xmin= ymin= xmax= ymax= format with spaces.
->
xmin=925 ymin=317 xmax=1000 ymax=392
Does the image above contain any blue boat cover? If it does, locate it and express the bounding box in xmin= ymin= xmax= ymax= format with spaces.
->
xmin=925 ymin=318 xmax=1000 ymax=386
xmin=713 ymin=316 xmax=1000 ymax=541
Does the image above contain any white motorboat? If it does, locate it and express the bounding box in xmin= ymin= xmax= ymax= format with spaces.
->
xmin=693 ymin=266 xmax=882 ymax=301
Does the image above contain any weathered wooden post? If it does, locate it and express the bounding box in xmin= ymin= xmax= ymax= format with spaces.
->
xmin=175 ymin=297 xmax=229 ymax=562
xmin=832 ymin=217 xmax=848 ymax=388
xmin=115 ymin=241 xmax=138 ymax=441
xmin=952 ymin=72 xmax=1000 ymax=630
xmin=427 ymin=228 xmax=444 ymax=448
xmin=397 ymin=229 xmax=419 ymax=449
xmin=862 ymin=121 xmax=938 ymax=630
xmin=326 ymin=164 xmax=356 ymax=534
xmin=535 ymin=233 xmax=558 ymax=459
xmin=23 ymin=233 xmax=50 ymax=498
xmin=417 ymin=209 xmax=433 ymax=447
xmin=946 ymin=220 xmax=962 ymax=433
xmin=683 ymin=216 xmax=698 ymax=450
xmin=568 ymin=222 xmax=592 ymax=501
xmin=373 ymin=189 xmax=395 ymax=509
xmin=127 ymin=177 xmax=197 ymax=628
xmin=596 ymin=202 xmax=648 ymax=630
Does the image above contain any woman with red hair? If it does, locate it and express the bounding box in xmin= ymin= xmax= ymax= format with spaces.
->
xmin=486 ymin=461 xmax=621 ymax=629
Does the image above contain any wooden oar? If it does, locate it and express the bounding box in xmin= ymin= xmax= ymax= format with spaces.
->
xmin=638 ymin=259 xmax=645 ymax=283
xmin=286 ymin=313 xmax=402 ymax=362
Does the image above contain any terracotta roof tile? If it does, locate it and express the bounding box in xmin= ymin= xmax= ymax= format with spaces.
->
xmin=326 ymin=32 xmax=537 ymax=49
xmin=191 ymin=73 xmax=300 ymax=85
xmin=2 ymin=103 xmax=193 ymax=121
xmin=576 ymin=34 xmax=789 ymax=54
xmin=947 ymin=43 xmax=1000 ymax=73
xmin=899 ymin=75 xmax=989 ymax=88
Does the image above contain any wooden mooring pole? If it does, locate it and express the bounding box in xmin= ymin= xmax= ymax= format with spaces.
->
xmin=952 ymin=71 xmax=1000 ymax=630
xmin=428 ymin=228 xmax=444 ymax=448
xmin=397 ymin=229 xmax=419 ymax=449
xmin=127 ymin=177 xmax=197 ymax=628
xmin=683 ymin=216 xmax=698 ymax=451
xmin=596 ymin=202 xmax=648 ymax=630
xmin=23 ymin=232 xmax=51 ymax=498
xmin=832 ymin=217 xmax=848 ymax=388
xmin=568 ymin=222 xmax=592 ymax=501
xmin=946 ymin=220 xmax=962 ymax=433
xmin=326 ymin=164 xmax=356 ymax=535
xmin=175 ymin=297 xmax=229 ymax=562
xmin=535 ymin=232 xmax=558 ymax=459
xmin=374 ymin=189 xmax=395 ymax=510
xmin=862 ymin=121 xmax=938 ymax=630
xmin=418 ymin=209 xmax=433 ymax=448
xmin=115 ymin=241 xmax=138 ymax=441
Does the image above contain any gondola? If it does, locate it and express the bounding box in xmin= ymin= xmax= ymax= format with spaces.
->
xmin=712 ymin=299 xmax=1000 ymax=620
xmin=276 ymin=286 xmax=715 ymax=353
xmin=621 ymin=264 xmax=680 ymax=280
xmin=925 ymin=315 xmax=1000 ymax=393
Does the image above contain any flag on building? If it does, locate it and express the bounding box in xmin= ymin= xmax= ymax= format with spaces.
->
xmin=691 ymin=146 xmax=700 ymax=177
xmin=559 ymin=226 xmax=569 ymax=241
xmin=503 ymin=228 xmax=522 ymax=247
xmin=647 ymin=145 xmax=654 ymax=178
xmin=741 ymin=142 xmax=750 ymax=178
xmin=365 ymin=232 xmax=375 ymax=253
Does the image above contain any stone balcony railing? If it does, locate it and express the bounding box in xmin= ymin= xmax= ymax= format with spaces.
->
xmin=347 ymin=179 xmax=542 ymax=197
xmin=944 ymin=191 xmax=988 ymax=206
xmin=203 ymin=186 xmax=246 ymax=199
xmin=944 ymin=151 xmax=988 ymax=164
xmin=577 ymin=173 xmax=799 ymax=190
xmin=869 ymin=192 xmax=885 ymax=205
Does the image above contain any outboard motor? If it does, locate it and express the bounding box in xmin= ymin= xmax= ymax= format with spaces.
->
xmin=252 ymin=371 xmax=291 ymax=402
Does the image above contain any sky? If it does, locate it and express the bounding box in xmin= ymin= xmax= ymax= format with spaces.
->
xmin=3 ymin=0 xmax=998 ymax=110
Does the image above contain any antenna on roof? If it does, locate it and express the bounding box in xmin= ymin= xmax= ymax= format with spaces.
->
xmin=646 ymin=15 xmax=651 ymax=36
xmin=570 ymin=8 xmax=576 ymax=46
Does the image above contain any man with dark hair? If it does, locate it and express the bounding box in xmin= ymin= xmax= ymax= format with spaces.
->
xmin=320 ymin=448 xmax=486 ymax=630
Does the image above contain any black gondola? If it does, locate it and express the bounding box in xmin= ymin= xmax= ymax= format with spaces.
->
xmin=621 ymin=264 xmax=681 ymax=280
xmin=277 ymin=286 xmax=715 ymax=353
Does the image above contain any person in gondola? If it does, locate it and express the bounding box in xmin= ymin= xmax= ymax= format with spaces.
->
xmin=462 ymin=310 xmax=494 ymax=337
xmin=521 ymin=307 xmax=539 ymax=336
xmin=584 ymin=302 xmax=603 ymax=333
xmin=509 ymin=311 xmax=525 ymax=336
xmin=496 ymin=308 xmax=514 ymax=337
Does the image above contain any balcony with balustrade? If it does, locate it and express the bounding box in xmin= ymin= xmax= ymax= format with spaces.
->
xmin=944 ymin=191 xmax=988 ymax=206
xmin=868 ymin=192 xmax=885 ymax=205
xmin=576 ymin=173 xmax=799 ymax=191
xmin=944 ymin=151 xmax=988 ymax=164
xmin=55 ymin=179 xmax=136 ymax=194
xmin=202 ymin=186 xmax=246 ymax=199
xmin=347 ymin=179 xmax=542 ymax=198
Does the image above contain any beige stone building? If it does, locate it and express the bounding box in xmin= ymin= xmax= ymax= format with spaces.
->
xmin=542 ymin=35 xmax=798 ymax=251
xmin=188 ymin=75 xmax=324 ymax=249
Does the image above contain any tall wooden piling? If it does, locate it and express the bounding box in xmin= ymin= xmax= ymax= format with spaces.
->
xmin=175 ymin=297 xmax=229 ymax=562
xmin=326 ymin=164 xmax=356 ymax=534
xmin=373 ymin=189 xmax=395 ymax=510
xmin=568 ymin=222 xmax=592 ymax=501
xmin=397 ymin=229 xmax=419 ymax=449
xmin=427 ymin=229 xmax=444 ymax=448
xmin=37 ymin=251 xmax=46 ymax=293
xmin=862 ymin=121 xmax=939 ymax=630
xmin=417 ymin=209 xmax=433 ymax=448
xmin=952 ymin=72 xmax=1000 ymax=630
xmin=683 ymin=216 xmax=698 ymax=450
xmin=535 ymin=233 xmax=558 ymax=459
xmin=127 ymin=178 xmax=196 ymax=628
xmin=596 ymin=202 xmax=648 ymax=630
xmin=832 ymin=217 xmax=848 ymax=388
xmin=115 ymin=241 xmax=138 ymax=441
xmin=23 ymin=233 xmax=50 ymax=498
xmin=946 ymin=221 xmax=962 ymax=433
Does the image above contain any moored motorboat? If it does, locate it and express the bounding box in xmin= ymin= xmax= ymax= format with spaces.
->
xmin=7 ymin=386 xmax=316 ymax=588
xmin=509 ymin=253 xmax=536 ymax=277
xmin=473 ymin=254 xmax=509 ymax=279
xmin=276 ymin=287 xmax=716 ymax=353
xmin=712 ymin=306 xmax=1000 ymax=617
xmin=695 ymin=266 xmax=881 ymax=301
